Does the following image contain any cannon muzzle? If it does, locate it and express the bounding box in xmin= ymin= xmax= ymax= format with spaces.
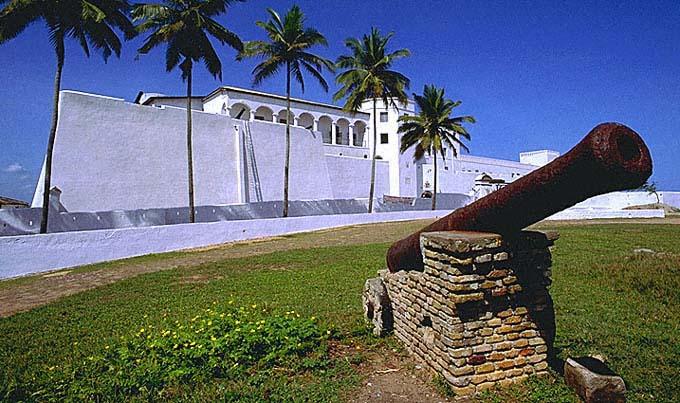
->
xmin=386 ymin=122 xmax=652 ymax=272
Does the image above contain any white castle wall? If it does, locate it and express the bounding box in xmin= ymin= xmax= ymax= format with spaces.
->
xmin=242 ymin=119 xmax=335 ymax=201
xmin=325 ymin=155 xmax=390 ymax=199
xmin=32 ymin=91 xmax=240 ymax=211
xmin=31 ymin=91 xmax=390 ymax=212
xmin=0 ymin=209 xmax=450 ymax=279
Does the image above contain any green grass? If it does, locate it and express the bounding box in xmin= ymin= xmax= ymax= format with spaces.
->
xmin=1 ymin=224 xmax=679 ymax=401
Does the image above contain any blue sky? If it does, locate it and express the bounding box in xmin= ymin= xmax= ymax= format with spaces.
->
xmin=1 ymin=0 xmax=679 ymax=202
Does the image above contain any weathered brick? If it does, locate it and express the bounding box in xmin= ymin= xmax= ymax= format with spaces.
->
xmin=487 ymin=371 xmax=506 ymax=382
xmin=493 ymin=252 xmax=509 ymax=261
xmin=505 ymin=349 xmax=520 ymax=359
xmin=479 ymin=327 xmax=493 ymax=337
xmin=450 ymin=293 xmax=485 ymax=304
xmin=502 ymin=276 xmax=518 ymax=285
xmin=504 ymin=315 xmax=522 ymax=325
xmin=485 ymin=334 xmax=504 ymax=344
xmin=473 ymin=344 xmax=493 ymax=354
xmin=450 ymin=365 xmax=475 ymax=376
xmin=528 ymin=337 xmax=545 ymax=346
xmin=519 ymin=330 xmax=538 ymax=338
xmin=450 ymin=347 xmax=473 ymax=358
xmin=487 ymin=269 xmax=508 ymax=279
xmin=514 ymin=356 xmax=527 ymax=366
xmin=534 ymin=361 xmax=549 ymax=371
xmin=488 ymin=318 xmax=502 ymax=327
xmin=495 ymin=342 xmax=513 ymax=351
xmin=488 ymin=351 xmax=505 ymax=361
xmin=474 ymin=254 xmax=493 ymax=263
xmin=480 ymin=280 xmax=497 ymax=289
xmin=513 ymin=339 xmax=529 ymax=348
xmin=467 ymin=354 xmax=486 ymax=365
xmin=519 ymin=348 xmax=535 ymax=356
xmin=528 ymin=353 xmax=547 ymax=364
xmin=470 ymin=374 xmax=489 ymax=385
xmin=492 ymin=288 xmax=508 ymax=297
xmin=476 ymin=362 xmax=495 ymax=374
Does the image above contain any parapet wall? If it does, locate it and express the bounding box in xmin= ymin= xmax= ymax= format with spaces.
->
xmin=364 ymin=230 xmax=558 ymax=396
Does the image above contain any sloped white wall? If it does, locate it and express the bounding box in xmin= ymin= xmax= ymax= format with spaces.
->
xmin=32 ymin=91 xmax=240 ymax=211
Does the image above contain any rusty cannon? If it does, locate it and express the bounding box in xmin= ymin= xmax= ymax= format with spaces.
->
xmin=386 ymin=122 xmax=653 ymax=272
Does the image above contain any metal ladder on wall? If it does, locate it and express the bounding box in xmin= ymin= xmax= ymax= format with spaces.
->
xmin=242 ymin=121 xmax=263 ymax=202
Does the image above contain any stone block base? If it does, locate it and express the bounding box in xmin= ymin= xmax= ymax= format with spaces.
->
xmin=364 ymin=230 xmax=558 ymax=396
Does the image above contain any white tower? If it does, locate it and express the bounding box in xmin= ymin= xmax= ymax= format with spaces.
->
xmin=359 ymin=98 xmax=416 ymax=196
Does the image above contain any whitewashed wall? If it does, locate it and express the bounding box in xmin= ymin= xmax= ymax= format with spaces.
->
xmin=31 ymin=91 xmax=240 ymax=211
xmin=0 ymin=210 xmax=449 ymax=279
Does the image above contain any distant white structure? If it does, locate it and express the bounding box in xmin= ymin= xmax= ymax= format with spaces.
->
xmin=31 ymin=86 xmax=559 ymax=212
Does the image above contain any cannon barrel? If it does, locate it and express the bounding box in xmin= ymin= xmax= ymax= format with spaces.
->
xmin=386 ymin=123 xmax=653 ymax=272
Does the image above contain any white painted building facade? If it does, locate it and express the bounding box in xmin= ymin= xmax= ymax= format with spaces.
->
xmin=31 ymin=86 xmax=558 ymax=212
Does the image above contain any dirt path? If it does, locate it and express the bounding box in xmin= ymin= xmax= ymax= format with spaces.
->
xmin=0 ymin=219 xmax=433 ymax=317
xmin=336 ymin=342 xmax=453 ymax=403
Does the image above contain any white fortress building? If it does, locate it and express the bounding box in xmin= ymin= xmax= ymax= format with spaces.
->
xmin=31 ymin=86 xmax=560 ymax=212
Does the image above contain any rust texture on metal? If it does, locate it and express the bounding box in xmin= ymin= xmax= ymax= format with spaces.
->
xmin=386 ymin=123 xmax=653 ymax=272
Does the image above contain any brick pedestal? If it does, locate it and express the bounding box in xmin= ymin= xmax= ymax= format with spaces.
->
xmin=364 ymin=230 xmax=558 ymax=396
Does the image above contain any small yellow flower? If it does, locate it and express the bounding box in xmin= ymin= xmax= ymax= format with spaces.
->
xmin=251 ymin=304 xmax=257 ymax=309
xmin=105 ymin=345 xmax=110 ymax=350
xmin=139 ymin=328 xmax=145 ymax=333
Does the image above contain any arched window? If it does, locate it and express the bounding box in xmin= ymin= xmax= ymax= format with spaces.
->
xmin=336 ymin=118 xmax=350 ymax=145
xmin=254 ymin=106 xmax=274 ymax=121
xmin=318 ymin=116 xmax=333 ymax=144
xmin=353 ymin=121 xmax=367 ymax=147
xmin=229 ymin=103 xmax=250 ymax=120
xmin=297 ymin=113 xmax=315 ymax=129
xmin=277 ymin=109 xmax=294 ymax=124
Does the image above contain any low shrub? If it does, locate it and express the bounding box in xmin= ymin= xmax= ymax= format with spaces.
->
xmin=26 ymin=304 xmax=331 ymax=401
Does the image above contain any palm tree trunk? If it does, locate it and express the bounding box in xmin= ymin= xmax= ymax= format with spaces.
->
xmin=283 ymin=61 xmax=291 ymax=218
xmin=186 ymin=63 xmax=195 ymax=223
xmin=368 ymin=98 xmax=378 ymax=213
xmin=40 ymin=36 xmax=65 ymax=234
xmin=432 ymin=152 xmax=437 ymax=210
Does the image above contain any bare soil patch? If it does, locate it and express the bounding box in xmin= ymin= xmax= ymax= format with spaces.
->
xmin=334 ymin=341 xmax=451 ymax=403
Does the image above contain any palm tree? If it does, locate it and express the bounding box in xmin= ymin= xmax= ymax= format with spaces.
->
xmin=334 ymin=27 xmax=410 ymax=213
xmin=132 ymin=0 xmax=243 ymax=223
xmin=239 ymin=5 xmax=334 ymax=218
xmin=0 ymin=0 xmax=135 ymax=233
xmin=398 ymin=85 xmax=475 ymax=210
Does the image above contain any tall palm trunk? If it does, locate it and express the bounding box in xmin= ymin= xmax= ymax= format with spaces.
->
xmin=432 ymin=152 xmax=437 ymax=210
xmin=40 ymin=36 xmax=65 ymax=234
xmin=282 ymin=61 xmax=291 ymax=217
xmin=368 ymin=98 xmax=377 ymax=213
xmin=186 ymin=62 xmax=195 ymax=223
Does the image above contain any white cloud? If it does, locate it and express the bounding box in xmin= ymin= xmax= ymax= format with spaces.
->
xmin=3 ymin=163 xmax=24 ymax=173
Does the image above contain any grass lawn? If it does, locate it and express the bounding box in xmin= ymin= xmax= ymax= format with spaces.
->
xmin=0 ymin=222 xmax=678 ymax=402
